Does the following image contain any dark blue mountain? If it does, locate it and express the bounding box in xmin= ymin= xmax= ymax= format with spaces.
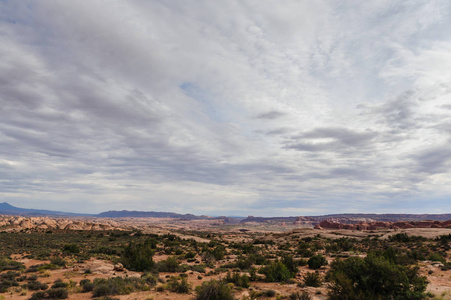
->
xmin=0 ymin=202 xmax=92 ymax=217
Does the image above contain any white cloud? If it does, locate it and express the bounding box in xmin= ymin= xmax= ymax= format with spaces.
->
xmin=1 ymin=1 xmax=451 ymax=216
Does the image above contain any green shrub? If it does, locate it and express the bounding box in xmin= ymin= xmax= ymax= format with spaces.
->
xmin=211 ymin=245 xmax=226 ymax=260
xmin=389 ymin=233 xmax=425 ymax=243
xmin=440 ymin=262 xmax=451 ymax=271
xmin=389 ymin=233 xmax=411 ymax=243
xmin=0 ymin=271 xmax=20 ymax=280
xmin=26 ymin=280 xmax=48 ymax=291
xmin=333 ymin=237 xmax=355 ymax=251
xmin=224 ymin=272 xmax=250 ymax=288
xmin=0 ymin=274 xmax=19 ymax=292
xmin=121 ymin=240 xmax=155 ymax=272
xmin=249 ymin=253 xmax=268 ymax=265
xmin=231 ymin=255 xmax=254 ymax=270
xmin=91 ymin=276 xmax=148 ymax=297
xmin=298 ymin=258 xmax=308 ymax=266
xmin=289 ymin=291 xmax=311 ymax=300
xmin=92 ymin=283 xmax=111 ymax=297
xmin=327 ymin=253 xmax=428 ymax=300
xmin=51 ymin=279 xmax=68 ymax=289
xmin=174 ymin=249 xmax=184 ymax=255
xmin=29 ymin=288 xmax=67 ymax=299
xmin=281 ymin=255 xmax=300 ymax=275
xmin=28 ymin=274 xmax=38 ymax=281
xmin=249 ymin=267 xmax=257 ymax=281
xmin=166 ymin=276 xmax=191 ymax=293
xmin=407 ymin=250 xmax=426 ymax=262
xmin=62 ymin=244 xmax=79 ymax=254
xmin=201 ymin=252 xmax=215 ymax=266
xmin=36 ymin=250 xmax=52 ymax=260
xmin=0 ymin=257 xmax=24 ymax=271
xmin=80 ymin=279 xmax=94 ymax=292
xmin=190 ymin=264 xmax=206 ymax=273
xmin=298 ymin=248 xmax=314 ymax=258
xmin=90 ymin=246 xmax=117 ymax=255
xmin=141 ymin=273 xmax=159 ymax=286
xmin=27 ymin=264 xmax=60 ymax=273
xmin=264 ymin=289 xmax=276 ymax=297
xmin=157 ymin=256 xmax=180 ymax=272
xmin=50 ymin=257 xmax=66 ymax=267
xmin=185 ymin=251 xmax=196 ymax=259
xmin=47 ymin=287 xmax=68 ymax=299
xmin=30 ymin=291 xmax=47 ymax=300
xmin=436 ymin=234 xmax=451 ymax=247
xmin=259 ymin=261 xmax=292 ymax=282
xmin=303 ymin=272 xmax=322 ymax=287
xmin=428 ymin=253 xmax=446 ymax=264
xmin=195 ymin=279 xmax=235 ymax=300
xmin=307 ymin=254 xmax=327 ymax=270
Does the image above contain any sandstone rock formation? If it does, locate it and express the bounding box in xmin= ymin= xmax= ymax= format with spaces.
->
xmin=316 ymin=219 xmax=451 ymax=230
xmin=0 ymin=215 xmax=134 ymax=232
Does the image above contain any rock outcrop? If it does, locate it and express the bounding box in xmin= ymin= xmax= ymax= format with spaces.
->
xmin=316 ymin=219 xmax=451 ymax=230
xmin=0 ymin=215 xmax=134 ymax=232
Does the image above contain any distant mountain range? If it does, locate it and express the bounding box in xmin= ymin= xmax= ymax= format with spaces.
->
xmin=0 ymin=202 xmax=93 ymax=217
xmin=97 ymin=210 xmax=206 ymax=220
xmin=1 ymin=202 xmax=451 ymax=223
xmin=0 ymin=202 xmax=238 ymax=222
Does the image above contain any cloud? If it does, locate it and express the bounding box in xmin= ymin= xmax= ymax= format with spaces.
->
xmin=285 ymin=127 xmax=377 ymax=152
xmin=412 ymin=145 xmax=451 ymax=175
xmin=255 ymin=111 xmax=286 ymax=120
xmin=369 ymin=91 xmax=418 ymax=131
xmin=1 ymin=1 xmax=451 ymax=216
xmin=260 ymin=128 xmax=291 ymax=136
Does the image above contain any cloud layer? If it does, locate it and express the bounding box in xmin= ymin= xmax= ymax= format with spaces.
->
xmin=1 ymin=1 xmax=451 ymax=216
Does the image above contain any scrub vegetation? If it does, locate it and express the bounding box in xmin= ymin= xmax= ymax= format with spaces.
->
xmin=0 ymin=228 xmax=449 ymax=299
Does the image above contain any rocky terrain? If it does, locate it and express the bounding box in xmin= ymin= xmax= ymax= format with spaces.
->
xmin=0 ymin=215 xmax=134 ymax=232
xmin=4 ymin=213 xmax=451 ymax=235
xmin=1 ymin=215 xmax=451 ymax=299
xmin=0 ymin=215 xmax=234 ymax=236
xmin=316 ymin=219 xmax=451 ymax=230
xmin=240 ymin=213 xmax=451 ymax=225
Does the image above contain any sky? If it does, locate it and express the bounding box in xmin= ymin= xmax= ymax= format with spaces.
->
xmin=1 ymin=1 xmax=451 ymax=216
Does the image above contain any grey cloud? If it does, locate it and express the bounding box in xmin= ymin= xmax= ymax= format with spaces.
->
xmin=285 ymin=127 xmax=377 ymax=152
xmin=329 ymin=167 xmax=372 ymax=180
xmin=281 ymin=165 xmax=375 ymax=182
xmin=265 ymin=128 xmax=289 ymax=135
xmin=105 ymin=147 xmax=296 ymax=187
xmin=362 ymin=90 xmax=418 ymax=132
xmin=0 ymin=50 xmax=48 ymax=109
xmin=2 ymin=1 xmax=451 ymax=215
xmin=255 ymin=111 xmax=286 ymax=120
xmin=303 ymin=128 xmax=376 ymax=146
xmin=255 ymin=128 xmax=291 ymax=136
xmin=434 ymin=122 xmax=451 ymax=135
xmin=412 ymin=145 xmax=451 ymax=175
xmin=285 ymin=142 xmax=331 ymax=152
xmin=0 ymin=126 xmax=73 ymax=158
